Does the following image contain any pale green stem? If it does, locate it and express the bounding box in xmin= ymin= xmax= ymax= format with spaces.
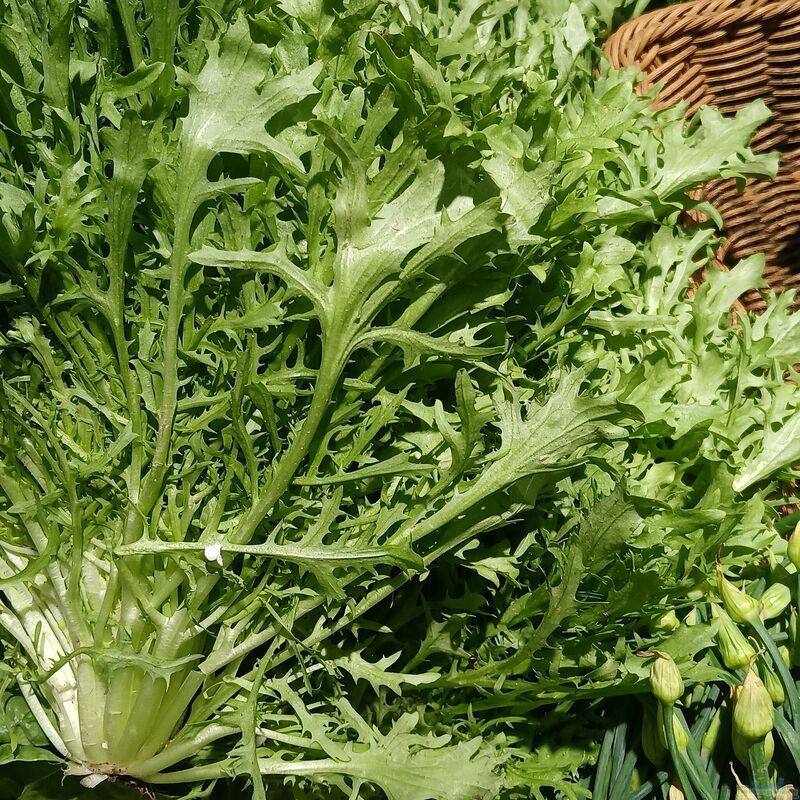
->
xmin=184 ymin=344 xmax=347 ymax=614
xmin=662 ymin=704 xmax=697 ymax=800
xmin=148 ymin=753 xmax=418 ymax=784
xmin=132 ymin=636 xmax=207 ymax=763
xmin=0 ymin=473 xmax=87 ymax=645
xmin=143 ymin=670 xmax=206 ymax=749
xmin=77 ymin=658 xmax=108 ymax=764
xmin=103 ymin=665 xmax=138 ymax=764
xmin=107 ymin=146 xmax=208 ymax=654
xmin=108 ymin=610 xmax=194 ymax=764
xmin=748 ymin=739 xmax=773 ymax=800
xmin=128 ymin=724 xmax=238 ymax=780
xmin=135 ymin=147 xmax=208 ymax=522
xmin=17 ymin=678 xmax=72 ymax=759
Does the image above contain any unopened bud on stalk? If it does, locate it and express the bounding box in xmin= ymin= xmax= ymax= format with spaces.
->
xmin=653 ymin=610 xmax=680 ymax=633
xmin=760 ymin=582 xmax=791 ymax=620
xmin=733 ymin=669 xmax=774 ymax=741
xmin=778 ymin=644 xmax=792 ymax=670
xmin=788 ymin=520 xmax=800 ymax=570
xmin=641 ymin=708 xmax=667 ymax=768
xmin=668 ymin=785 xmax=685 ymax=800
xmin=732 ymin=729 xmax=774 ymax=766
xmin=711 ymin=603 xmax=756 ymax=669
xmin=717 ymin=564 xmax=760 ymax=626
xmin=650 ymin=652 xmax=684 ymax=706
xmin=761 ymin=663 xmax=785 ymax=706
xmin=701 ymin=706 xmax=722 ymax=755
xmin=734 ymin=784 xmax=758 ymax=800
xmin=657 ymin=704 xmax=689 ymax=750
xmin=731 ymin=765 xmax=758 ymax=800
xmin=790 ymin=612 xmax=800 ymax=668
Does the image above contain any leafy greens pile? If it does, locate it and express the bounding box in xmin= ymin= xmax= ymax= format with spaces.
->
xmin=1 ymin=0 xmax=799 ymax=797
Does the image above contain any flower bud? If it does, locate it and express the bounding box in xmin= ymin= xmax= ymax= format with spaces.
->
xmin=652 ymin=610 xmax=680 ymax=633
xmin=760 ymin=582 xmax=791 ymax=620
xmin=668 ymin=785 xmax=685 ymax=800
xmin=779 ymin=644 xmax=792 ymax=669
xmin=733 ymin=669 xmax=774 ymax=741
xmin=734 ymin=784 xmax=758 ymax=800
xmin=788 ymin=520 xmax=800 ymax=570
xmin=701 ymin=706 xmax=722 ymax=756
xmin=650 ymin=652 xmax=683 ymax=706
xmin=761 ymin=663 xmax=785 ymax=706
xmin=630 ymin=767 xmax=642 ymax=791
xmin=657 ymin=704 xmax=689 ymax=750
xmin=732 ymin=729 xmax=774 ymax=766
xmin=717 ymin=564 xmax=760 ymax=626
xmin=641 ymin=708 xmax=667 ymax=769
xmin=711 ymin=603 xmax=756 ymax=669
xmin=790 ymin=612 xmax=800 ymax=668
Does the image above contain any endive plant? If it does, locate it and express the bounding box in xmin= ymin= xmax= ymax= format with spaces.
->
xmin=0 ymin=1 xmax=632 ymax=791
xmin=0 ymin=0 xmax=788 ymax=797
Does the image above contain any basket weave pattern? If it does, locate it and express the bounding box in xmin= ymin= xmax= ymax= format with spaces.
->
xmin=605 ymin=0 xmax=800 ymax=311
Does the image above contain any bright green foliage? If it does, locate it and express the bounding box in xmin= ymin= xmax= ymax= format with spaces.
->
xmin=0 ymin=0 xmax=797 ymax=798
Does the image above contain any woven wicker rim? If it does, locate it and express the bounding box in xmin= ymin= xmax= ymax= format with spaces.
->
xmin=606 ymin=0 xmax=800 ymax=77
xmin=605 ymin=0 xmax=800 ymax=313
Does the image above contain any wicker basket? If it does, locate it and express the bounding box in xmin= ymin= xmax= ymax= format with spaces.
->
xmin=605 ymin=0 xmax=800 ymax=312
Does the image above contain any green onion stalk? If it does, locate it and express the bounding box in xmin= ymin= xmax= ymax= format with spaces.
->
xmin=747 ymin=740 xmax=772 ymax=800
xmin=717 ymin=565 xmax=800 ymax=725
xmin=649 ymin=654 xmax=717 ymax=800
xmin=660 ymin=704 xmax=697 ymax=800
xmin=732 ymin=669 xmax=775 ymax=800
